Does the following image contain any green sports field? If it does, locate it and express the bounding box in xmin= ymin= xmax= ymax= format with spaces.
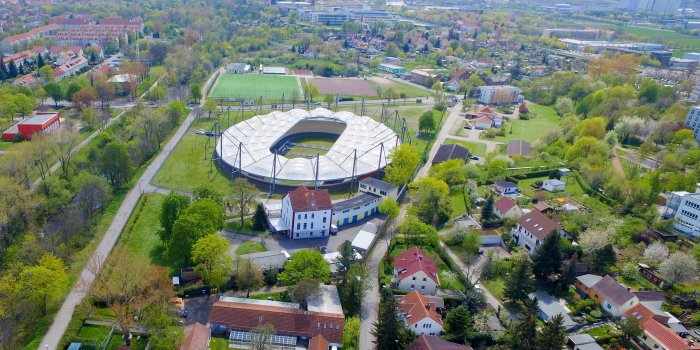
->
xmin=211 ymin=74 xmax=301 ymax=100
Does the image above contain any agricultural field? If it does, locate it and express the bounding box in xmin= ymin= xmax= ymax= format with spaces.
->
xmin=308 ymin=77 xmax=378 ymax=97
xmin=211 ymin=74 xmax=301 ymax=101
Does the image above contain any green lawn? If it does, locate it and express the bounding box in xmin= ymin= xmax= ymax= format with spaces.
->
xmin=444 ymin=138 xmax=487 ymax=157
xmin=224 ymin=220 xmax=270 ymax=237
xmin=481 ymin=277 xmax=505 ymax=301
xmin=118 ymin=193 xmax=166 ymax=262
xmin=74 ymin=325 xmax=112 ymax=346
xmin=249 ymin=291 xmax=292 ymax=302
xmin=449 ymin=187 xmax=469 ymax=218
xmin=209 ymin=337 xmax=230 ymax=350
xmin=236 ymin=241 xmax=267 ymax=255
xmin=490 ymin=104 xmax=559 ymax=143
xmin=284 ymin=135 xmax=338 ymax=157
xmin=211 ymin=74 xmax=301 ymax=101
xmin=368 ymin=78 xmax=431 ymax=98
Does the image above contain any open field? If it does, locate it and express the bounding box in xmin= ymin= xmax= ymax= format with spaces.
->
xmin=236 ymin=241 xmax=267 ymax=255
xmin=444 ymin=138 xmax=487 ymax=157
xmin=368 ymin=77 xmax=431 ymax=98
xmin=282 ymin=134 xmax=338 ymax=157
xmin=489 ymin=104 xmax=559 ymax=143
xmin=309 ymin=77 xmax=378 ymax=96
xmin=211 ymin=74 xmax=301 ymax=100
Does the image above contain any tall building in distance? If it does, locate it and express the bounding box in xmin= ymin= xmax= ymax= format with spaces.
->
xmin=685 ymin=106 xmax=700 ymax=143
xmin=625 ymin=0 xmax=681 ymax=14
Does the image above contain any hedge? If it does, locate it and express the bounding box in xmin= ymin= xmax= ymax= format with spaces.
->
xmin=572 ymin=170 xmax=615 ymax=206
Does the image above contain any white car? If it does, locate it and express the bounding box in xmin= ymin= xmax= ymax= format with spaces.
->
xmin=195 ymin=129 xmax=206 ymax=135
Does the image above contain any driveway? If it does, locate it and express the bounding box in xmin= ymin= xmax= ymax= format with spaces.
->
xmin=183 ymin=295 xmax=216 ymax=326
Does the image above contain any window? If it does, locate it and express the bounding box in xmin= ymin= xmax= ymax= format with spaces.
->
xmin=303 ymin=223 xmax=307 ymax=229
xmin=305 ymin=213 xmax=307 ymax=219
xmin=415 ymin=324 xmax=417 ymax=328
xmin=312 ymin=213 xmax=314 ymax=219
xmin=323 ymin=217 xmax=327 ymax=223
xmin=297 ymin=214 xmax=300 ymax=220
xmin=607 ymin=304 xmax=611 ymax=309
xmin=421 ymin=286 xmax=425 ymax=290
xmin=311 ymin=223 xmax=314 ymax=229
xmin=412 ymin=276 xmax=416 ymax=280
xmin=411 ymin=284 xmax=415 ymax=288
xmin=380 ymin=190 xmax=387 ymax=196
xmin=296 ymin=223 xmax=300 ymax=230
xmin=423 ymin=277 xmax=426 ymax=282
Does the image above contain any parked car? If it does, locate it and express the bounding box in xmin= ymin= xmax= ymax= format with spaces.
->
xmin=330 ymin=225 xmax=338 ymax=235
xmin=471 ymin=156 xmax=479 ymax=161
xmin=195 ymin=129 xmax=206 ymax=135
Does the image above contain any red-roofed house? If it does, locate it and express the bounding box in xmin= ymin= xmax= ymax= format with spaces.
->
xmin=12 ymin=74 xmax=38 ymax=87
xmin=640 ymin=318 xmax=693 ymax=350
xmin=392 ymin=246 xmax=440 ymax=295
xmin=180 ymin=322 xmax=210 ymax=350
xmin=281 ymin=186 xmax=333 ymax=239
xmin=510 ymin=210 xmax=564 ymax=255
xmin=398 ymin=291 xmax=443 ymax=336
xmin=494 ymin=196 xmax=523 ymax=219
xmin=408 ymin=335 xmax=473 ymax=350
xmin=32 ymin=45 xmax=48 ymax=56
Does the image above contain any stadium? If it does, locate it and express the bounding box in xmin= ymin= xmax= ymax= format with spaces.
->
xmin=215 ymin=108 xmax=400 ymax=190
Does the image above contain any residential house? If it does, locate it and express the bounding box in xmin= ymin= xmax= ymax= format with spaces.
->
xmin=511 ymin=210 xmax=564 ymax=255
xmin=638 ymin=317 xmax=693 ymax=350
xmin=12 ymin=74 xmax=38 ymax=87
xmin=1 ymin=23 xmax=59 ymax=54
xmin=576 ymin=275 xmax=638 ymax=317
xmin=486 ymin=76 xmax=510 ymax=86
xmin=280 ymin=186 xmax=333 ymax=239
xmin=506 ymin=140 xmax=533 ymax=157
xmin=398 ymin=291 xmax=443 ymax=336
xmin=534 ymin=201 xmax=554 ymax=214
xmin=494 ymin=180 xmax=518 ymax=195
xmin=31 ymin=45 xmax=48 ymax=57
xmin=392 ymin=246 xmax=440 ymax=295
xmin=180 ymin=323 xmax=210 ymax=350
xmin=494 ymin=196 xmax=523 ymax=219
xmin=474 ymin=115 xmax=496 ymax=130
xmin=531 ymin=291 xmax=577 ymax=330
xmin=358 ymin=177 xmax=398 ymax=201
xmin=567 ymin=334 xmax=603 ymax=350
xmin=431 ymin=144 xmax=469 ymax=165
xmin=407 ymin=335 xmax=473 ymax=350
xmin=53 ymin=55 xmax=88 ymax=80
xmin=543 ymin=179 xmax=566 ymax=192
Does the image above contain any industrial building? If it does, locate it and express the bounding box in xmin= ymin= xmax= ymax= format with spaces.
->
xmin=2 ymin=112 xmax=61 ymax=141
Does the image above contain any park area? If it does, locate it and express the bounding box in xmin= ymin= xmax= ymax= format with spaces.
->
xmin=368 ymin=77 xmax=432 ymax=99
xmin=210 ymin=74 xmax=301 ymax=101
xmin=308 ymin=77 xmax=378 ymax=97
xmin=488 ymin=104 xmax=559 ymax=143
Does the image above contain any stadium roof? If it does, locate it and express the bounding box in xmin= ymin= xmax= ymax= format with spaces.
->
xmin=216 ymin=108 xmax=399 ymax=183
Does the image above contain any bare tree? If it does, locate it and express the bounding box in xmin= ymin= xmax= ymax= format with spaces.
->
xmin=28 ymin=134 xmax=56 ymax=182
xmin=230 ymin=178 xmax=258 ymax=226
xmin=250 ymin=323 xmax=276 ymax=350
xmin=51 ymin=129 xmax=80 ymax=177
xmin=88 ymin=249 xmax=172 ymax=347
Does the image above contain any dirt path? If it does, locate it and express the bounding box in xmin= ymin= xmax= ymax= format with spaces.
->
xmin=610 ymin=148 xmax=625 ymax=176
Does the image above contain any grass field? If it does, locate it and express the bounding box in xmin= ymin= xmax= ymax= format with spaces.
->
xmin=236 ymin=241 xmax=267 ymax=255
xmin=489 ymin=104 xmax=559 ymax=143
xmin=444 ymin=138 xmax=487 ymax=157
xmin=368 ymin=77 xmax=432 ymax=99
xmin=211 ymin=74 xmax=301 ymax=100
xmin=283 ymin=135 xmax=338 ymax=157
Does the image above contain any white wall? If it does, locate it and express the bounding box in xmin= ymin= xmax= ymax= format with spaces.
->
xmin=394 ymin=270 xmax=438 ymax=295
xmin=282 ymin=195 xmax=332 ymax=239
xmin=332 ymin=196 xmax=380 ymax=227
xmin=406 ymin=317 xmax=442 ymax=336
xmin=511 ymin=225 xmax=540 ymax=255
xmin=674 ymin=194 xmax=700 ymax=237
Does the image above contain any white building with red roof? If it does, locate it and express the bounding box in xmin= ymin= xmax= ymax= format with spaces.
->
xmin=392 ymin=246 xmax=440 ymax=295
xmin=281 ymin=186 xmax=333 ymax=239
xmin=494 ymin=196 xmax=523 ymax=219
xmin=398 ymin=291 xmax=443 ymax=336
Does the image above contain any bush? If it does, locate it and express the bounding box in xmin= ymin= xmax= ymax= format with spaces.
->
xmin=690 ymin=313 xmax=700 ymax=325
xmin=585 ymin=315 xmax=596 ymax=323
xmin=590 ymin=310 xmax=603 ymax=319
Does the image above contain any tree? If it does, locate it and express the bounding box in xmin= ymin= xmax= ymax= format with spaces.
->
xmin=192 ymin=234 xmax=232 ymax=287
xmin=506 ymin=297 xmax=538 ymax=350
xmin=409 ymin=176 xmax=451 ymax=226
xmin=340 ymin=264 xmax=370 ymax=316
xmin=203 ymin=98 xmax=218 ymax=119
xmin=94 ymin=74 xmax=115 ymax=109
xmin=343 ymin=317 xmax=361 ymax=350
xmin=35 ymin=87 xmax=47 ymax=106
xmin=418 ymin=110 xmax=436 ymax=134
xmin=486 ymin=159 xmax=509 ymax=178
xmin=481 ymin=195 xmax=495 ymax=221
xmin=336 ymin=240 xmax=358 ymax=279
xmin=81 ymin=107 xmax=97 ymax=129
xmin=385 ymin=43 xmax=400 ymax=57
xmin=44 ymin=81 xmax=63 ymax=107
xmin=231 ymin=178 xmax=258 ymax=226
xmin=443 ymin=306 xmax=472 ymax=344
xmin=90 ymin=250 xmax=172 ymax=347
xmin=251 ymin=323 xmax=275 ymax=350
xmin=28 ymin=135 xmax=56 ymax=182
xmin=236 ymin=259 xmax=264 ymax=297
xmin=578 ymin=117 xmax=607 ymax=139
xmin=372 ymin=288 xmax=413 ymax=350
xmin=430 ymin=159 xmax=466 ymax=187
xmin=536 ymin=314 xmax=566 ymax=350
xmin=168 ymin=199 xmax=225 ymax=263
xmin=252 ymin=202 xmax=267 ymax=231
xmin=398 ymin=215 xmax=440 ymax=248
xmin=160 ymin=192 xmax=191 ymax=243
xmin=18 ymin=254 xmax=67 ymax=316
xmin=37 ymin=65 xmax=53 ymax=81
xmin=193 ymin=185 xmax=225 ymax=207
xmin=51 ymin=129 xmax=79 ymax=176
xmin=99 ymin=142 xmax=134 ymax=188
xmin=503 ymin=257 xmax=534 ymax=304
xmin=278 ymin=249 xmax=331 ymax=285
xmin=532 ymin=233 xmax=562 ymax=284
xmin=73 ymin=171 xmax=112 ymax=218
xmin=591 ymin=244 xmax=617 ymax=273
xmin=384 ymin=144 xmax=420 ymax=185
xmin=659 ymin=252 xmax=699 ymax=285
xmin=644 ymin=241 xmax=669 ymax=262
xmin=378 ymin=198 xmax=399 ymax=221
xmin=324 ymin=94 xmax=335 ymax=108
xmin=431 ymin=80 xmax=442 ymax=93
xmin=289 ymin=278 xmax=322 ymax=310
xmin=190 ymin=83 xmax=202 ymax=103
xmin=13 ymin=93 xmax=35 ymax=118
xmin=618 ymin=316 xmax=643 ymax=342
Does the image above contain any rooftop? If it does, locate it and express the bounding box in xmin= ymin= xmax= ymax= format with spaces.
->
xmin=180 ymin=322 xmax=210 ymax=350
xmin=432 ymin=144 xmax=469 ymax=164
xmin=591 ymin=275 xmax=635 ymax=308
xmin=531 ymin=291 xmax=577 ymax=329
xmin=494 ymin=197 xmax=518 ymax=213
xmin=394 ymin=246 xmax=439 ymax=284
xmin=359 ymin=177 xmax=397 ymax=192
xmin=332 ymin=193 xmax=378 ymax=212
xmin=507 ymin=139 xmax=533 ymax=156
xmin=288 ymin=186 xmax=333 ymax=212
xmin=351 ymin=230 xmax=376 ymax=250
xmin=398 ymin=291 xmax=443 ymax=326
xmin=407 ymin=335 xmax=473 ymax=350
xmin=577 ymin=274 xmax=603 ymax=289
xmin=515 ymin=210 xmax=561 ymax=240
xmin=643 ymin=318 xmax=690 ymax=350
xmin=306 ymin=284 xmax=344 ymax=315
xmin=494 ymin=180 xmax=517 ymax=188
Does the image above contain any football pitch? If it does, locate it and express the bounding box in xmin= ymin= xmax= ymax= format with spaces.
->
xmin=210 ymin=74 xmax=301 ymax=101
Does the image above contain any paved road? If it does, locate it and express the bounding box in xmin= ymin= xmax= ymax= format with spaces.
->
xmin=616 ymin=146 xmax=659 ymax=170
xmin=38 ymin=69 xmax=219 ymax=349
xmin=359 ymin=234 xmax=389 ymax=350
xmin=417 ymin=103 xmax=463 ymax=178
